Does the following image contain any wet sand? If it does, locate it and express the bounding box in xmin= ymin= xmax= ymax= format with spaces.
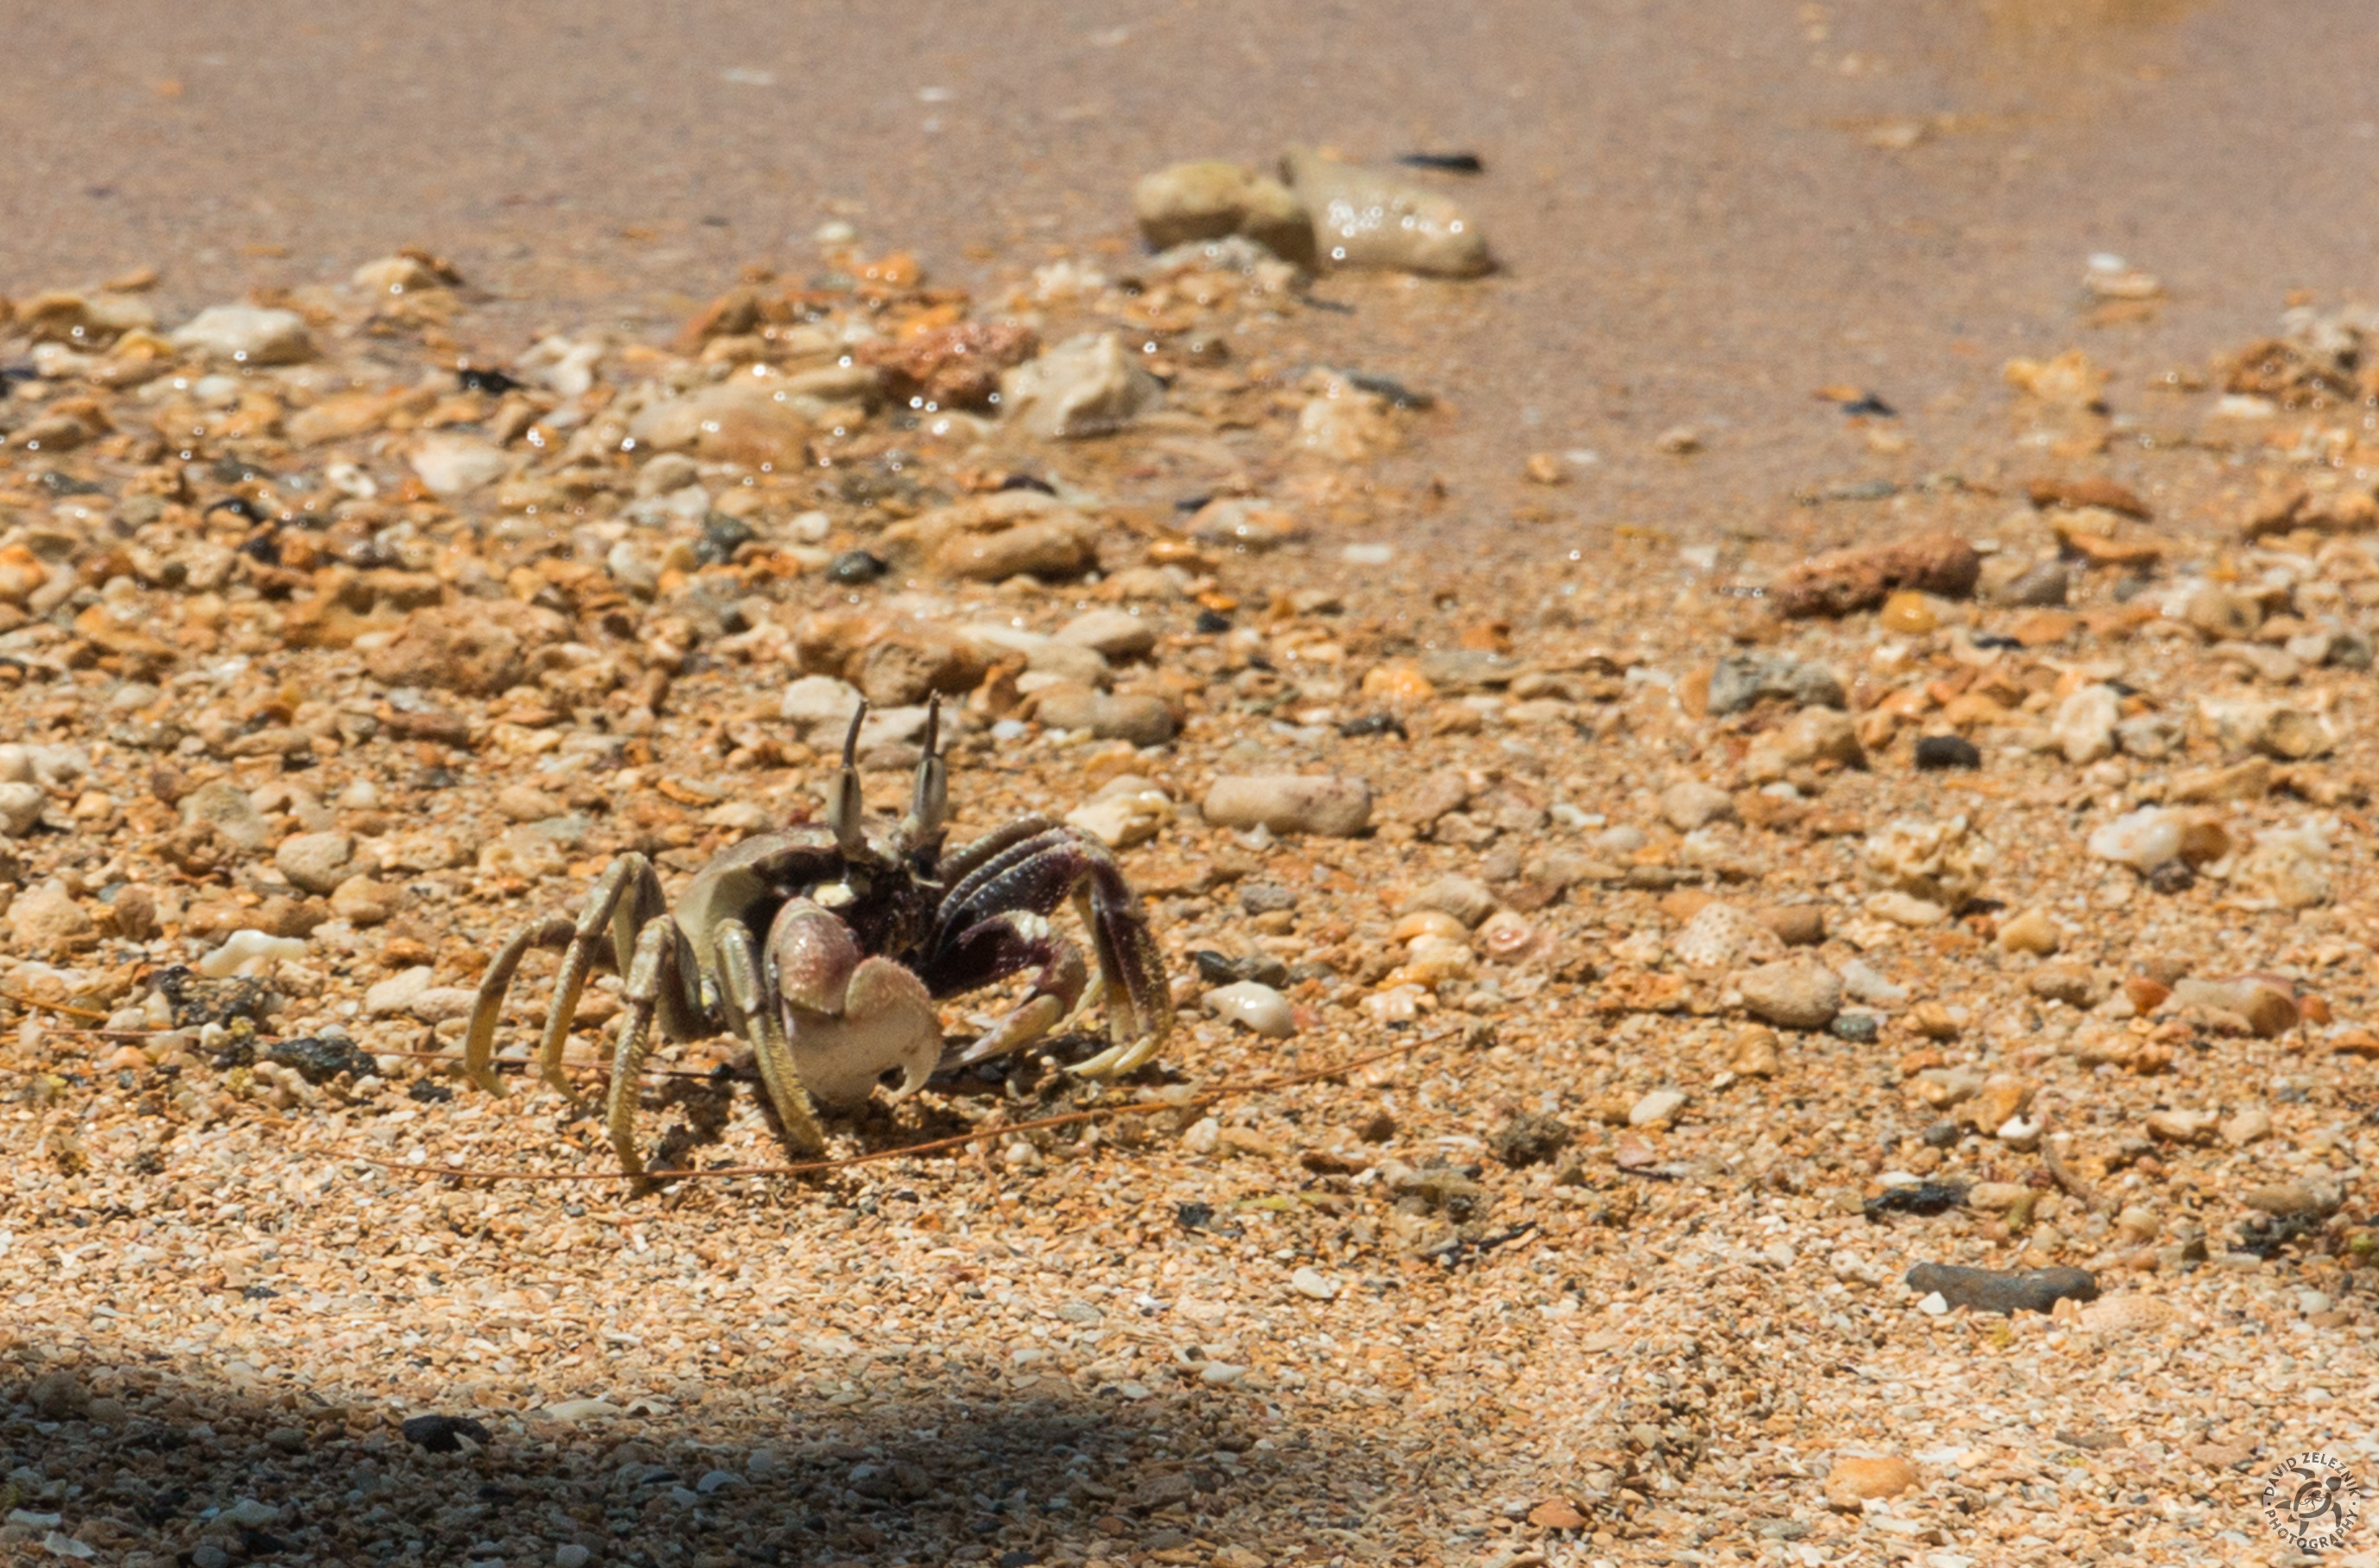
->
xmin=6 ymin=0 xmax=2377 ymax=536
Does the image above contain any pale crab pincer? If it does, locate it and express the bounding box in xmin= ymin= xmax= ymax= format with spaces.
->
xmin=464 ymin=701 xmax=1172 ymax=1187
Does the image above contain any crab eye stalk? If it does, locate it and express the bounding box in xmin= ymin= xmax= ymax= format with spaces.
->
xmin=904 ymin=694 xmax=948 ymax=840
xmin=828 ymin=701 xmax=867 ymax=857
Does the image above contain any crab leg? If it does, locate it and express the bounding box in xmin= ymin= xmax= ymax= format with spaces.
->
xmin=462 ymin=915 xmax=574 ymax=1097
xmin=932 ymin=911 xmax=1089 ymax=1067
xmin=606 ymin=914 xmax=704 ymax=1189
xmin=712 ymin=917 xmax=828 ymax=1156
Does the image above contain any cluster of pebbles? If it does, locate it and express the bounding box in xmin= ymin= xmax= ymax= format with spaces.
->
xmin=0 ymin=158 xmax=2374 ymax=1568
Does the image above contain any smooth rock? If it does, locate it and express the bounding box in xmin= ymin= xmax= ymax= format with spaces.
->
xmin=1289 ymin=1266 xmax=1341 ymax=1301
xmin=170 ymin=305 xmax=313 ymax=365
xmin=329 ymin=875 xmax=403 ymax=927
xmin=1823 ymin=1455 xmax=1919 ymax=1511
xmin=1739 ymin=960 xmax=1842 ymax=1030
xmin=1659 ymin=779 xmax=1735 ymax=831
xmin=2242 ymin=1179 xmax=2343 ymax=1216
xmin=1402 ymin=874 xmax=1497 ymax=929
xmin=1202 ymin=981 xmax=1297 ymax=1038
xmin=1282 ymin=146 xmax=1492 ymax=277
xmin=1056 ymin=607 xmax=1158 ymax=659
xmin=1133 ymin=161 xmax=1316 ymax=267
xmin=1628 ymin=1089 xmax=1686 ymax=1127
xmin=1903 ymin=1261 xmax=2097 ymax=1315
xmin=1995 ymin=908 xmax=2061 ymax=955
xmin=1030 ymin=684 xmax=1177 ymax=745
xmin=0 ymin=781 xmax=42 ymax=837
xmin=2220 ymin=1108 xmax=2274 ymax=1147
xmin=2144 ymin=1108 xmax=2219 ymax=1144
xmin=274 ymin=829 xmax=355 ymax=896
xmin=1065 ymin=784 xmax=1174 ymax=849
xmin=1202 ymin=774 xmax=1372 ymax=837
xmin=1001 ymin=333 xmax=1163 ymax=439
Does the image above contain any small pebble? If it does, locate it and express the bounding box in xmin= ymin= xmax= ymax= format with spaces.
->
xmin=1289 ymin=1266 xmax=1340 ymax=1301
xmin=1913 ymin=734 xmax=1981 ymax=771
xmin=1202 ymin=773 xmax=1372 ymax=837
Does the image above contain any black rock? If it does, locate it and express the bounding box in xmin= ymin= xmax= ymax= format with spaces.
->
xmin=1190 ymin=949 xmax=1290 ymax=988
xmin=1903 ymin=1261 xmax=2099 ymax=1315
xmin=828 ymin=549 xmax=888 ymax=585
xmin=1831 ymin=1012 xmax=1881 ymax=1043
xmin=1342 ymin=371 xmax=1434 ymax=409
xmin=695 ymin=511 xmax=757 ymax=566
xmin=1337 ymin=713 xmax=1407 ymax=739
xmin=400 ymin=1413 xmax=492 ymax=1454
xmin=1193 ymin=609 xmax=1233 ymax=634
xmin=1913 ymin=735 xmax=1982 ymax=771
xmin=268 ymin=1034 xmax=377 ymax=1085
xmin=1837 ymin=392 xmax=1896 ymax=418
xmin=407 ymin=1080 xmax=455 ymax=1104
xmin=997 ymin=473 xmax=1057 ymax=496
xmin=455 ymin=365 xmax=521 ymax=396
xmin=1395 ymin=150 xmax=1484 ymax=174
xmin=1862 ymin=1182 xmax=1963 ymax=1219
xmin=1920 ymin=1120 xmax=1962 ymax=1149
xmin=2147 ymin=858 xmax=2196 ymax=894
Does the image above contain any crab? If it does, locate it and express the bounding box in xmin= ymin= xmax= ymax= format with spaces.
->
xmin=462 ymin=700 xmax=1172 ymax=1187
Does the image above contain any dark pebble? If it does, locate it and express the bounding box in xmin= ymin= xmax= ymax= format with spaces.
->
xmin=1863 ymin=1182 xmax=1963 ymax=1219
xmin=828 ymin=549 xmax=888 ymax=585
xmin=1193 ymin=608 xmax=1232 ymax=634
xmin=997 ymin=473 xmax=1057 ymax=496
xmin=1337 ymin=713 xmax=1407 ymax=739
xmin=1838 ymin=393 xmax=1896 ymax=418
xmin=2147 ymin=859 xmax=2196 ymax=894
xmin=1903 ymin=1261 xmax=2099 ymax=1316
xmin=1920 ymin=1120 xmax=1961 ymax=1149
xmin=695 ymin=511 xmax=757 ymax=566
xmin=1394 ymin=150 xmax=1484 ymax=174
xmin=1913 ymin=735 xmax=1982 ymax=771
xmin=1343 ymin=371 xmax=1433 ymax=409
xmin=267 ymin=1034 xmax=377 ymax=1085
xmin=455 ymin=365 xmax=521 ymax=395
xmin=1191 ymin=949 xmax=1291 ymax=988
xmin=400 ymin=1413 xmax=492 ymax=1454
xmin=1831 ymin=1011 xmax=1881 ymax=1043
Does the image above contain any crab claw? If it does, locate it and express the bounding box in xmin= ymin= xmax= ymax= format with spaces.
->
xmin=767 ymin=897 xmax=944 ymax=1106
